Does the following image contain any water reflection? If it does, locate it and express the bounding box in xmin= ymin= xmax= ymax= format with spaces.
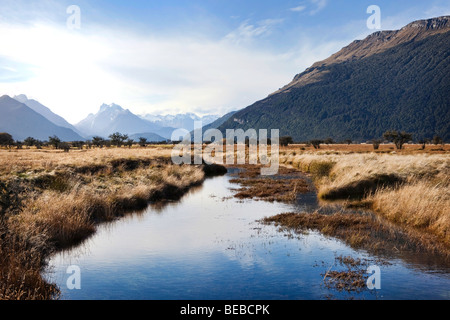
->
xmin=44 ymin=173 xmax=450 ymax=300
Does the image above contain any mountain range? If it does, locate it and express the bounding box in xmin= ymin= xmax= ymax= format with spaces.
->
xmin=218 ymin=16 xmax=450 ymax=142
xmin=140 ymin=113 xmax=219 ymax=132
xmin=0 ymin=95 xmax=85 ymax=141
xmin=0 ymin=96 xmax=220 ymax=142
xmin=75 ymin=104 xmax=220 ymax=140
xmin=74 ymin=103 xmax=165 ymax=139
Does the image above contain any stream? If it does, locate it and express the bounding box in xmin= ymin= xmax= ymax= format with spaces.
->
xmin=44 ymin=169 xmax=450 ymax=300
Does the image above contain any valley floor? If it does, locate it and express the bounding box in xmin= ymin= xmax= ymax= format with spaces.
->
xmin=0 ymin=143 xmax=448 ymax=299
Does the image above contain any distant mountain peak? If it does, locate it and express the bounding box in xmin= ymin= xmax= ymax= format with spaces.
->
xmin=274 ymin=16 xmax=450 ymax=94
xmin=0 ymin=95 xmax=85 ymax=141
xmin=75 ymin=102 xmax=169 ymax=138
xmin=9 ymin=94 xmax=85 ymax=138
xmin=99 ymin=103 xmax=124 ymax=112
xmin=327 ymin=15 xmax=450 ymax=65
xmin=402 ymin=15 xmax=449 ymax=31
xmin=139 ymin=112 xmax=220 ymax=131
xmin=13 ymin=94 xmax=28 ymax=103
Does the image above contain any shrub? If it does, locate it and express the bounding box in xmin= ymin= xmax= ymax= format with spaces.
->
xmin=309 ymin=161 xmax=335 ymax=178
xmin=383 ymin=131 xmax=412 ymax=150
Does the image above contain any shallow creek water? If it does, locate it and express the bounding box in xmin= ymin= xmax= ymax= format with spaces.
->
xmin=44 ymin=168 xmax=450 ymax=300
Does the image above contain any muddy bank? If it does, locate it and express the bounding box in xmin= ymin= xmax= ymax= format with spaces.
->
xmin=263 ymin=212 xmax=450 ymax=264
xmin=227 ymin=165 xmax=310 ymax=202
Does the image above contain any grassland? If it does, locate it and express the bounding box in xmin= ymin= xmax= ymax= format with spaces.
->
xmin=0 ymin=146 xmax=205 ymax=299
xmin=266 ymin=144 xmax=450 ymax=259
xmin=1 ymin=143 xmax=449 ymax=299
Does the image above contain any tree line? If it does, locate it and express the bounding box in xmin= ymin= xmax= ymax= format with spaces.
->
xmin=0 ymin=130 xmax=446 ymax=151
xmin=279 ymin=130 xmax=445 ymax=150
xmin=0 ymin=132 xmax=169 ymax=151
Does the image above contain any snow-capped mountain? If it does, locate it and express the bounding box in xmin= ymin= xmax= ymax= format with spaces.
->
xmin=140 ymin=113 xmax=220 ymax=132
xmin=75 ymin=103 xmax=169 ymax=138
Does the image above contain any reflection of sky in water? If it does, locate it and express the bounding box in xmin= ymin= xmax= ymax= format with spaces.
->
xmin=45 ymin=175 xmax=450 ymax=300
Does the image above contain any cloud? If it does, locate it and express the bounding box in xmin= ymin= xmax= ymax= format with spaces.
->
xmin=0 ymin=19 xmax=300 ymax=122
xmin=424 ymin=5 xmax=450 ymax=18
xmin=309 ymin=0 xmax=327 ymax=15
xmin=289 ymin=0 xmax=327 ymax=15
xmin=224 ymin=19 xmax=284 ymax=44
xmin=0 ymin=2 xmax=346 ymax=123
xmin=290 ymin=5 xmax=307 ymax=12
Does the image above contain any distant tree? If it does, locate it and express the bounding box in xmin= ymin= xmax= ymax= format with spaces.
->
xmin=432 ymin=135 xmax=443 ymax=146
xmin=138 ymin=137 xmax=148 ymax=147
xmin=85 ymin=140 xmax=93 ymax=149
xmin=58 ymin=142 xmax=71 ymax=152
xmin=15 ymin=141 xmax=23 ymax=149
xmin=310 ymin=139 xmax=323 ymax=149
xmin=0 ymin=133 xmax=14 ymax=148
xmin=92 ymin=136 xmax=105 ymax=148
xmin=383 ymin=131 xmax=412 ymax=150
xmin=418 ymin=138 xmax=430 ymax=150
xmin=345 ymin=139 xmax=352 ymax=145
xmin=109 ymin=132 xmax=128 ymax=147
xmin=104 ymin=140 xmax=112 ymax=148
xmin=71 ymin=141 xmax=84 ymax=149
xmin=48 ymin=135 xmax=62 ymax=149
xmin=35 ymin=139 xmax=43 ymax=149
xmin=324 ymin=137 xmax=334 ymax=145
xmin=371 ymin=139 xmax=382 ymax=150
xmin=24 ymin=137 xmax=37 ymax=148
xmin=125 ymin=139 xmax=134 ymax=148
xmin=279 ymin=136 xmax=293 ymax=147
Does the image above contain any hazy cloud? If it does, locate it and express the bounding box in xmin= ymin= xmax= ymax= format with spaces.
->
xmin=0 ymin=20 xmax=298 ymax=122
xmin=289 ymin=0 xmax=327 ymax=15
xmin=424 ymin=5 xmax=450 ymax=18
xmin=290 ymin=5 xmax=307 ymax=12
xmin=224 ymin=19 xmax=284 ymax=44
xmin=309 ymin=0 xmax=328 ymax=15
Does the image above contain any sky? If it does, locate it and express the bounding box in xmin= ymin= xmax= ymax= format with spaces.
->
xmin=0 ymin=0 xmax=449 ymax=124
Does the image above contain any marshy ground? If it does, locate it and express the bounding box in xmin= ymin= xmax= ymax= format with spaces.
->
xmin=224 ymin=144 xmax=449 ymax=294
xmin=0 ymin=143 xmax=449 ymax=299
xmin=228 ymin=165 xmax=310 ymax=202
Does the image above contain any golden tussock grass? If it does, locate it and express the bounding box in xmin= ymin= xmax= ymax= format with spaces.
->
xmin=370 ymin=181 xmax=450 ymax=243
xmin=0 ymin=147 xmax=173 ymax=176
xmin=277 ymin=147 xmax=450 ymax=254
